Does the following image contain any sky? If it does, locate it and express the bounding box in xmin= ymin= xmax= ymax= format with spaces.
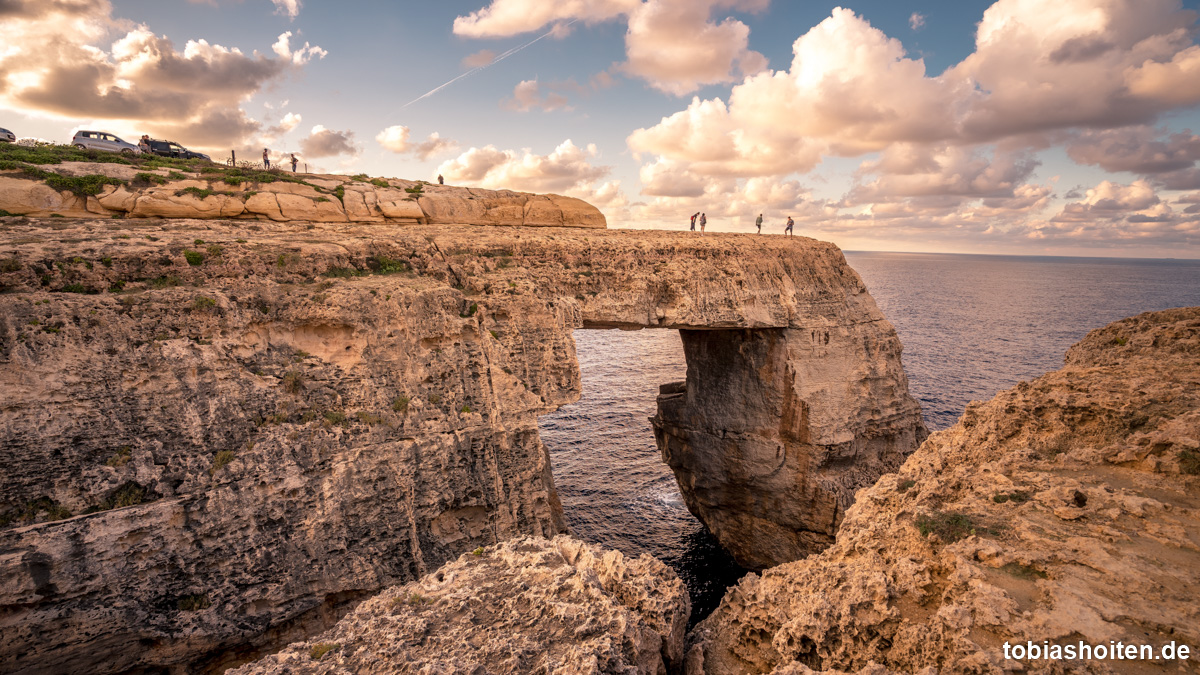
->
xmin=3 ymin=0 xmax=1200 ymax=257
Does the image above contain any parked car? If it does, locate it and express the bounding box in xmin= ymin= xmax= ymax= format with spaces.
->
xmin=143 ymin=139 xmax=210 ymax=161
xmin=72 ymin=130 xmax=140 ymax=155
xmin=0 ymin=128 xmax=15 ymax=143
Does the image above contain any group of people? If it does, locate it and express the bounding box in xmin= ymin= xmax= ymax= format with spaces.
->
xmin=260 ymin=148 xmax=300 ymax=172
xmin=691 ymin=212 xmax=795 ymax=235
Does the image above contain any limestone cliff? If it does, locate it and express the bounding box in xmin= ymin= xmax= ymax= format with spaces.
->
xmin=0 ymin=161 xmax=605 ymax=227
xmin=688 ymin=307 xmax=1200 ymax=674
xmin=230 ymin=536 xmax=691 ymax=675
xmin=0 ymin=212 xmax=923 ymax=673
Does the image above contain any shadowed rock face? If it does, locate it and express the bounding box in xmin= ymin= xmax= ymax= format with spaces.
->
xmin=654 ymin=326 xmax=927 ymax=570
xmin=0 ymin=216 xmax=923 ymax=673
xmin=687 ymin=307 xmax=1200 ymax=674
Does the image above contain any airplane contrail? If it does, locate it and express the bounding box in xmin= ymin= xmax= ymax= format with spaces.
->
xmin=401 ymin=19 xmax=577 ymax=109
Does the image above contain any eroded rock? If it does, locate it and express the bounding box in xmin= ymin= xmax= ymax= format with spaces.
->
xmin=688 ymin=307 xmax=1200 ymax=674
xmin=0 ymin=218 xmax=921 ymax=673
xmin=230 ymin=536 xmax=690 ymax=675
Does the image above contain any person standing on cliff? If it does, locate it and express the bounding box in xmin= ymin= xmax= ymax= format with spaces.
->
xmin=755 ymin=213 xmax=763 ymax=234
xmin=290 ymin=153 xmax=298 ymax=172
xmin=785 ymin=216 xmax=794 ymax=235
xmin=699 ymin=213 xmax=707 ymax=234
xmin=690 ymin=212 xmax=698 ymax=231
xmin=263 ymin=148 xmax=270 ymax=170
xmin=438 ymin=174 xmax=445 ymax=185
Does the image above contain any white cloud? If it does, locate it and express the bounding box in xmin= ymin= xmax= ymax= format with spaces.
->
xmin=461 ymin=49 xmax=497 ymax=68
xmin=375 ymin=126 xmax=459 ymax=160
xmin=0 ymin=1 xmax=322 ymax=149
xmin=437 ymin=140 xmax=610 ymax=193
xmin=271 ymin=31 xmax=327 ymax=65
xmin=502 ymin=79 xmax=571 ymax=112
xmin=1066 ymin=126 xmax=1200 ymax=175
xmin=271 ymin=0 xmax=301 ymax=19
xmin=909 ymin=12 xmax=926 ymax=30
xmin=454 ymin=0 xmax=770 ymax=96
xmin=299 ymin=124 xmax=359 ymax=158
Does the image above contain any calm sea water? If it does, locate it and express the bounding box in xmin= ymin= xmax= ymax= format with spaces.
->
xmin=538 ymin=252 xmax=1200 ymax=622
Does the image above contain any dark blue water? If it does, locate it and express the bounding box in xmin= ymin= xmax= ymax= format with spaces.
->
xmin=539 ymin=253 xmax=1200 ymax=622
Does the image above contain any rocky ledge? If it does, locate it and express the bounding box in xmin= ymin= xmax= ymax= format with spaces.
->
xmin=230 ymin=536 xmax=690 ymax=675
xmin=689 ymin=307 xmax=1200 ymax=673
xmin=0 ymin=213 xmax=924 ymax=673
xmin=0 ymin=161 xmax=605 ymax=227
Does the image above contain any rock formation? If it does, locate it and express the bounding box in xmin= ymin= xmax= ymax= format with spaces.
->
xmin=688 ymin=307 xmax=1200 ymax=674
xmin=0 ymin=162 xmax=606 ymax=227
xmin=230 ymin=536 xmax=691 ymax=675
xmin=654 ymin=324 xmax=926 ymax=570
xmin=0 ymin=205 xmax=923 ymax=672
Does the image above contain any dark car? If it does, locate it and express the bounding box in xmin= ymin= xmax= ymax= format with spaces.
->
xmin=144 ymin=139 xmax=210 ymax=161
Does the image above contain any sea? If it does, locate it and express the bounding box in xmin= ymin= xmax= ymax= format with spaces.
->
xmin=537 ymin=252 xmax=1200 ymax=623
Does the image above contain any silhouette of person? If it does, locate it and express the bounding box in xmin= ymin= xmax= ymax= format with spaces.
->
xmin=690 ymin=212 xmax=698 ymax=231
xmin=785 ymin=216 xmax=794 ymax=235
xmin=755 ymin=213 xmax=763 ymax=234
xmin=699 ymin=213 xmax=706 ymax=234
xmin=263 ymin=148 xmax=270 ymax=170
xmin=438 ymin=174 xmax=445 ymax=185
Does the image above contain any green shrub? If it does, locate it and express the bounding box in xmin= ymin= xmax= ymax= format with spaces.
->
xmin=404 ymin=185 xmax=423 ymax=194
xmin=370 ymin=178 xmax=389 ymax=188
xmin=472 ymin=547 xmax=484 ymax=557
xmin=177 ymin=186 xmax=214 ymax=199
xmin=323 ymin=410 xmax=348 ymax=426
xmin=206 ymin=244 xmax=222 ymax=258
xmin=282 ymin=370 xmax=304 ymax=394
xmin=427 ymin=393 xmax=441 ymax=405
xmin=356 ymin=411 xmax=383 ymax=425
xmin=183 ymin=250 xmax=204 ymax=266
xmin=992 ymin=491 xmax=1031 ymax=504
xmin=134 ymin=172 xmax=168 ymax=185
xmin=109 ymin=482 xmax=146 ymax=508
xmin=100 ymin=256 xmax=113 ymax=268
xmin=460 ymin=404 xmax=472 ymax=414
xmin=333 ymin=186 xmax=345 ymax=203
xmin=374 ymin=256 xmax=409 ymax=274
xmin=392 ymin=396 xmax=410 ymax=413
xmin=1180 ymin=450 xmax=1200 ymax=475
xmin=191 ymin=296 xmax=216 ymax=312
xmin=0 ymin=258 xmax=20 ymax=272
xmin=150 ymin=275 xmax=180 ymax=289
xmin=915 ymin=511 xmax=976 ymax=543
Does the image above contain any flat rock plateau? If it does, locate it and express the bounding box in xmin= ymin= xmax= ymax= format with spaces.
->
xmin=0 ymin=177 xmax=925 ymax=675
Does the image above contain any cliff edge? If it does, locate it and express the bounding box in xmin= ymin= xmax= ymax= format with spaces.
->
xmin=689 ymin=307 xmax=1200 ymax=673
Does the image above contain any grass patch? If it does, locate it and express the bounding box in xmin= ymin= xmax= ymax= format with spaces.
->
xmin=460 ymin=302 xmax=479 ymax=318
xmin=460 ymin=404 xmax=472 ymax=414
xmin=108 ymin=482 xmax=147 ymax=508
xmin=371 ymin=178 xmax=389 ymax=188
xmin=192 ymin=296 xmax=216 ymax=312
xmin=992 ymin=491 xmax=1031 ymax=504
xmin=323 ymin=410 xmax=348 ymax=427
xmin=177 ymin=186 xmax=214 ymax=199
xmin=1114 ymin=336 xmax=1128 ymax=346
xmin=310 ymin=643 xmax=340 ymax=660
xmin=282 ymin=370 xmax=304 ymax=394
xmin=472 ymin=546 xmax=484 ymax=557
xmin=333 ymin=186 xmax=345 ymax=203
xmin=150 ymin=275 xmax=181 ymax=289
xmin=211 ymin=450 xmax=235 ymax=473
xmin=392 ymin=396 xmax=410 ymax=413
xmin=427 ymin=393 xmax=441 ymax=405
xmin=915 ymin=511 xmax=978 ymax=544
xmin=206 ymin=244 xmax=222 ymax=257
xmin=404 ymin=185 xmax=424 ymax=194
xmin=0 ymin=496 xmax=72 ymax=527
xmin=106 ymin=445 xmax=133 ymax=468
xmin=183 ymin=250 xmax=204 ymax=266
xmin=372 ymin=256 xmax=409 ymax=275
xmin=355 ymin=411 xmax=383 ymax=425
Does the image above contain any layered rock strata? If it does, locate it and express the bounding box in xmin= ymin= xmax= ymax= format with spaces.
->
xmin=0 ymin=162 xmax=606 ymax=227
xmin=688 ymin=307 xmax=1200 ymax=674
xmin=230 ymin=536 xmax=690 ymax=675
xmin=0 ymin=214 xmax=922 ymax=673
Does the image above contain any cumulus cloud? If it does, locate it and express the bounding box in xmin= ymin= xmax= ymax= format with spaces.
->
xmin=454 ymin=0 xmax=770 ymax=96
xmin=299 ymin=125 xmax=358 ymax=158
xmin=909 ymin=12 xmax=925 ymax=30
xmin=502 ymin=79 xmax=571 ymax=112
xmin=437 ymin=139 xmax=610 ymax=193
xmin=375 ymin=126 xmax=459 ymax=160
xmin=0 ymin=0 xmax=325 ymax=149
xmin=848 ymin=144 xmax=1042 ymax=203
xmin=272 ymin=31 xmax=328 ymax=65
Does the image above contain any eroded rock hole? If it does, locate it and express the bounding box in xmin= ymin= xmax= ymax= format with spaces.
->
xmin=537 ymin=327 xmax=747 ymax=626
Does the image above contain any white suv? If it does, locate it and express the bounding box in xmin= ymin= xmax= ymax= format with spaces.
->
xmin=72 ymin=130 xmax=140 ymax=155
